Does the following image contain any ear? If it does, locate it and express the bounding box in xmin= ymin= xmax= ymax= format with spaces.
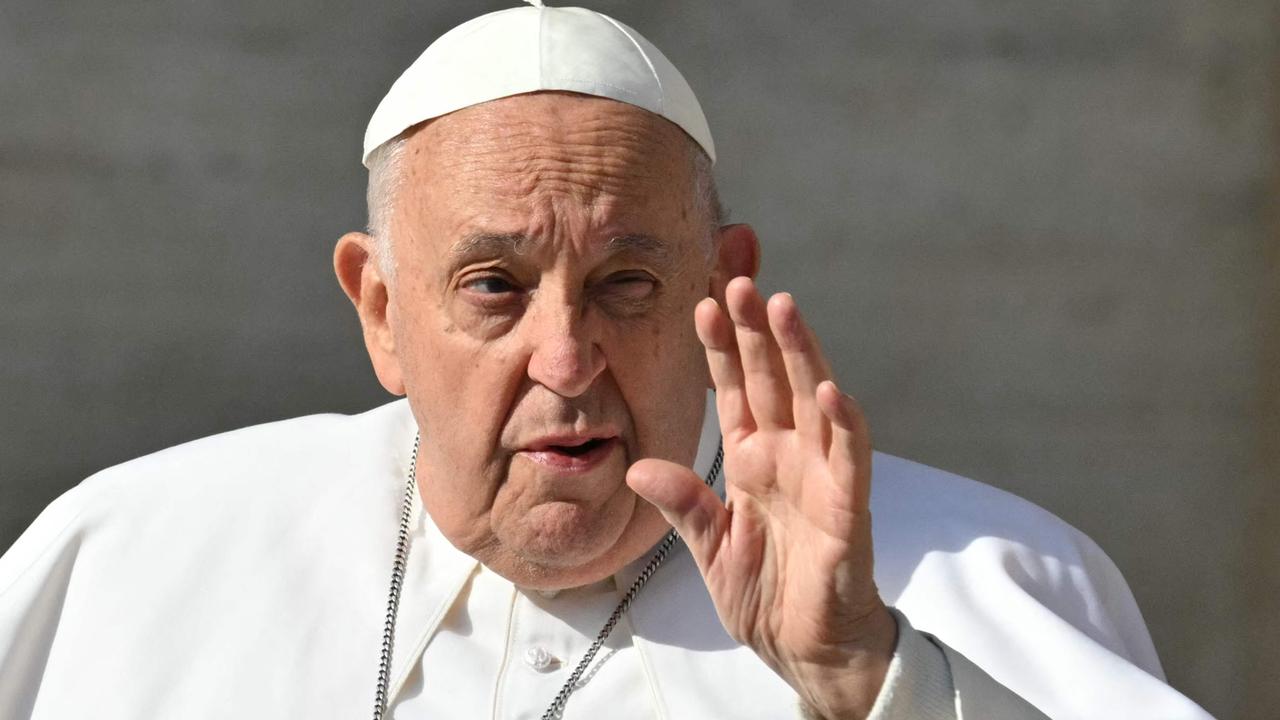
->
xmin=333 ymin=232 xmax=406 ymax=396
xmin=709 ymin=223 xmax=762 ymax=305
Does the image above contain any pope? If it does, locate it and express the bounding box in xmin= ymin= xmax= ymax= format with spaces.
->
xmin=0 ymin=4 xmax=1214 ymax=719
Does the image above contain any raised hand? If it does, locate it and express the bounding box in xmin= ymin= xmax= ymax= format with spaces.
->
xmin=628 ymin=276 xmax=896 ymax=720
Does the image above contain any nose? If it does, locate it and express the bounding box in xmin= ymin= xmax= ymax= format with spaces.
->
xmin=524 ymin=297 xmax=606 ymax=398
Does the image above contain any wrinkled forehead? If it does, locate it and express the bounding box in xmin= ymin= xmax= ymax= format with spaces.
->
xmin=402 ymin=92 xmax=698 ymax=212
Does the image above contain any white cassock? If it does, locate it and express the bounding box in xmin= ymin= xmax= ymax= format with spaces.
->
xmin=0 ymin=396 xmax=1212 ymax=719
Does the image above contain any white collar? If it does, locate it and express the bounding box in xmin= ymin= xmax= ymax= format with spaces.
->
xmin=380 ymin=391 xmax=796 ymax=713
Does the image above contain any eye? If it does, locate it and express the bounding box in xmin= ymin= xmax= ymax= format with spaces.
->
xmin=462 ymin=274 xmax=518 ymax=295
xmin=607 ymin=271 xmax=656 ymax=292
xmin=597 ymin=271 xmax=658 ymax=303
xmin=458 ymin=273 xmax=526 ymax=313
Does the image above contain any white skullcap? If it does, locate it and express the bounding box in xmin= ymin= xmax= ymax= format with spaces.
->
xmin=361 ymin=1 xmax=715 ymax=167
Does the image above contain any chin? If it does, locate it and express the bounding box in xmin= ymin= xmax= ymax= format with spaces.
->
xmin=493 ymin=498 xmax=667 ymax=590
xmin=513 ymin=500 xmax=630 ymax=567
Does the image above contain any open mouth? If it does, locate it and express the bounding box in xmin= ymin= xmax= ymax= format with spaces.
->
xmin=549 ymin=438 xmax=609 ymax=457
xmin=522 ymin=436 xmax=619 ymax=471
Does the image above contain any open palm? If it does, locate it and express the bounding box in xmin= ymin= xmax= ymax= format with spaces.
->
xmin=629 ymin=277 xmax=895 ymax=719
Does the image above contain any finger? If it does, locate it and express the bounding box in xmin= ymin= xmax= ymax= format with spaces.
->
xmin=627 ymin=458 xmax=729 ymax=575
xmin=766 ymin=292 xmax=834 ymax=444
xmin=818 ymin=380 xmax=873 ymax=513
xmin=724 ymin=277 xmax=793 ymax=429
xmin=695 ymin=297 xmax=754 ymax=435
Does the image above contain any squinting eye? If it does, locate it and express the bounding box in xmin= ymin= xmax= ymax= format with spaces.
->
xmin=603 ymin=272 xmax=657 ymax=298
xmin=463 ymin=276 xmax=517 ymax=295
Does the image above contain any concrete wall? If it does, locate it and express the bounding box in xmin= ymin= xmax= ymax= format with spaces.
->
xmin=1 ymin=1 xmax=1274 ymax=715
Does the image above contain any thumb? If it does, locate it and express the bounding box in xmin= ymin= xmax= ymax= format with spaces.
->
xmin=627 ymin=458 xmax=728 ymax=572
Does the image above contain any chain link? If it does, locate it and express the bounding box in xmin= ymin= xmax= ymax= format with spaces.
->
xmin=372 ymin=435 xmax=723 ymax=720
xmin=541 ymin=442 xmax=722 ymax=719
xmin=372 ymin=433 xmax=421 ymax=720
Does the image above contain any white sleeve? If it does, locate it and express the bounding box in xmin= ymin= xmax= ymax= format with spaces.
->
xmin=798 ymin=608 xmax=1048 ymax=720
xmin=864 ymin=608 xmax=1048 ymax=720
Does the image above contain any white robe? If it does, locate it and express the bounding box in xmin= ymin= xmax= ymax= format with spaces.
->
xmin=0 ymin=398 xmax=1212 ymax=719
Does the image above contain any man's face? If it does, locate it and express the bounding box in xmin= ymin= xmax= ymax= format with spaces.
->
xmin=367 ymin=94 xmax=720 ymax=589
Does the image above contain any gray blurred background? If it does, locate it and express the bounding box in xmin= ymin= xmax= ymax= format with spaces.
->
xmin=1 ymin=0 xmax=1275 ymax=716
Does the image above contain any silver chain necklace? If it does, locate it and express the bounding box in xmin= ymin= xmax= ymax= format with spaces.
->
xmin=372 ymin=433 xmax=724 ymax=720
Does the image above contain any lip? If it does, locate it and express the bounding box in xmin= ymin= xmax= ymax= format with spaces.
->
xmin=518 ymin=434 xmax=621 ymax=473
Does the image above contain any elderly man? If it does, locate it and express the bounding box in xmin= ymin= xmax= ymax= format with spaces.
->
xmin=0 ymin=4 xmax=1212 ymax=719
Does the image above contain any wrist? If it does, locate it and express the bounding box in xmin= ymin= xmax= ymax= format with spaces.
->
xmin=790 ymin=604 xmax=898 ymax=720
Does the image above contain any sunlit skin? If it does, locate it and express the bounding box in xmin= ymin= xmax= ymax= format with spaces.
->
xmin=335 ymin=92 xmax=895 ymax=718
xmin=336 ymin=93 xmax=738 ymax=588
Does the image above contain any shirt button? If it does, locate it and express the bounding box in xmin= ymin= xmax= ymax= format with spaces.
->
xmin=523 ymin=646 xmax=557 ymax=672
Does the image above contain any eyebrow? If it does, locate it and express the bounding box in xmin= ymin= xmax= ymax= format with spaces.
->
xmin=605 ymin=233 xmax=673 ymax=265
xmin=445 ymin=231 xmax=677 ymax=274
xmin=449 ymin=232 xmax=531 ymax=262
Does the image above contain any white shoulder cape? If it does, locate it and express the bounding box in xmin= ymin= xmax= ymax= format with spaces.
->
xmin=0 ymin=399 xmax=1211 ymax=719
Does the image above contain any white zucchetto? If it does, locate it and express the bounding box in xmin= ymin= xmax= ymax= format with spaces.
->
xmin=361 ymin=1 xmax=716 ymax=166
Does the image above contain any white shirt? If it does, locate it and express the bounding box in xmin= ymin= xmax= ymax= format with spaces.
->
xmin=395 ymin=566 xmax=653 ymax=720
xmin=386 ymin=512 xmax=1017 ymax=720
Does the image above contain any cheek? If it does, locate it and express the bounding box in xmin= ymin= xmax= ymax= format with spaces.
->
xmin=411 ymin=348 xmax=521 ymax=468
xmin=612 ymin=277 xmax=705 ymax=360
xmin=606 ymin=303 xmax=708 ymax=463
xmin=395 ymin=287 xmax=524 ymax=438
xmin=398 ymin=317 xmax=528 ymax=548
xmin=418 ymin=451 xmax=495 ymax=538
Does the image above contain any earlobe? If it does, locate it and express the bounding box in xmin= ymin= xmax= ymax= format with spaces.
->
xmin=709 ymin=223 xmax=762 ymax=304
xmin=333 ymin=232 xmax=406 ymax=396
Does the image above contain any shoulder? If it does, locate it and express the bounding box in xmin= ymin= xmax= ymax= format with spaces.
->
xmin=77 ymin=399 xmax=414 ymax=515
xmin=0 ymin=400 xmax=417 ymax=716
xmin=1 ymin=399 xmax=416 ymax=596
xmin=89 ymin=398 xmax=412 ymax=487
xmin=869 ymin=451 xmax=1164 ymax=675
xmin=870 ymin=451 xmax=1095 ymax=554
